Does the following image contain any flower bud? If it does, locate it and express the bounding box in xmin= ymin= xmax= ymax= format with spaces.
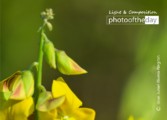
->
xmin=56 ymin=50 xmax=87 ymax=75
xmin=43 ymin=40 xmax=56 ymax=69
xmin=0 ymin=71 xmax=34 ymax=100
xmin=46 ymin=22 xmax=53 ymax=31
xmin=36 ymin=91 xmax=65 ymax=112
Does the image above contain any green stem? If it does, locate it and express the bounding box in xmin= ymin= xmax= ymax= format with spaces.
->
xmin=35 ymin=30 xmax=45 ymax=120
xmin=37 ymin=30 xmax=44 ymax=91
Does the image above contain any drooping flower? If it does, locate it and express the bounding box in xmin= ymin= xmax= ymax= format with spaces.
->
xmin=56 ymin=50 xmax=87 ymax=75
xmin=52 ymin=77 xmax=95 ymax=120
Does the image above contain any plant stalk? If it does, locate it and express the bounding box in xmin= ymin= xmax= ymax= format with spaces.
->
xmin=34 ymin=30 xmax=45 ymax=120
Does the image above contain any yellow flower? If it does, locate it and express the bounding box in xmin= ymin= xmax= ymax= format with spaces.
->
xmin=52 ymin=77 xmax=95 ymax=120
xmin=0 ymin=71 xmax=34 ymax=120
xmin=0 ymin=97 xmax=34 ymax=120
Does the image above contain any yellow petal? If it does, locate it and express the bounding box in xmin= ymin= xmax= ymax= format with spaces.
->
xmin=0 ymin=108 xmax=7 ymax=120
xmin=72 ymin=108 xmax=96 ymax=120
xmin=52 ymin=77 xmax=82 ymax=114
xmin=11 ymin=97 xmax=34 ymax=120
xmin=0 ymin=97 xmax=34 ymax=120
xmin=38 ymin=109 xmax=57 ymax=120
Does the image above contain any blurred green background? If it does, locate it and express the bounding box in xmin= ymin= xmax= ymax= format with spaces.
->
xmin=0 ymin=0 xmax=167 ymax=120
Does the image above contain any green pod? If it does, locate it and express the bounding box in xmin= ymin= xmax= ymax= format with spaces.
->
xmin=43 ymin=41 xmax=56 ymax=69
xmin=56 ymin=50 xmax=87 ymax=75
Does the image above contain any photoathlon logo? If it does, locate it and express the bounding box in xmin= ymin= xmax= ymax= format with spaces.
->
xmin=106 ymin=10 xmax=159 ymax=25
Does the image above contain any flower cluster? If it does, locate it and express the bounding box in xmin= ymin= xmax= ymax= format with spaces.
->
xmin=0 ymin=9 xmax=95 ymax=120
xmin=0 ymin=73 xmax=95 ymax=120
xmin=40 ymin=8 xmax=54 ymax=31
